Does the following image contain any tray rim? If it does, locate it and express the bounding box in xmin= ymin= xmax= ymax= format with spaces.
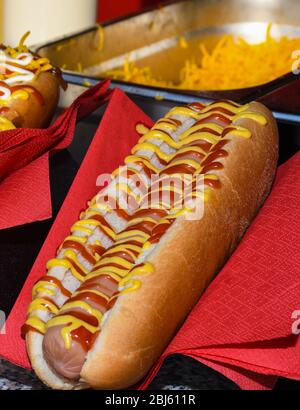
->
xmin=35 ymin=0 xmax=300 ymax=123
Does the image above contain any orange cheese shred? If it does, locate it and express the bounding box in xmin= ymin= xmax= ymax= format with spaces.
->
xmin=104 ymin=24 xmax=300 ymax=90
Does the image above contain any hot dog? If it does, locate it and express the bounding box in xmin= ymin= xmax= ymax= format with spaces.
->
xmin=0 ymin=32 xmax=65 ymax=132
xmin=22 ymin=99 xmax=279 ymax=390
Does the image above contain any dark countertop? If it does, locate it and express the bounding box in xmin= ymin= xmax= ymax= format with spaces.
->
xmin=1 ymin=355 xmax=300 ymax=390
xmin=0 ymin=355 xmax=240 ymax=390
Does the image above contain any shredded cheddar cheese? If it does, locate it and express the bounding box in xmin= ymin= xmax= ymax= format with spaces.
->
xmin=55 ymin=39 xmax=76 ymax=52
xmin=17 ymin=31 xmax=31 ymax=53
xmin=82 ymin=79 xmax=92 ymax=87
xmin=95 ymin=24 xmax=105 ymax=51
xmin=105 ymin=24 xmax=300 ymax=90
xmin=178 ymin=36 xmax=189 ymax=49
xmin=155 ymin=94 xmax=164 ymax=101
xmin=1 ymin=31 xmax=53 ymax=77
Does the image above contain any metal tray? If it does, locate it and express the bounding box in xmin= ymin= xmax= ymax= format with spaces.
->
xmin=37 ymin=0 xmax=300 ymax=116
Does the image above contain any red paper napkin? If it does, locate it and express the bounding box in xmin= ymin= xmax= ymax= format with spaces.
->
xmin=0 ymin=80 xmax=112 ymax=230
xmin=140 ymin=150 xmax=300 ymax=390
xmin=0 ymin=154 xmax=51 ymax=230
xmin=0 ymin=88 xmax=300 ymax=391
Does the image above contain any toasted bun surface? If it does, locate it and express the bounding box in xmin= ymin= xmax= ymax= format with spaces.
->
xmin=80 ymin=102 xmax=278 ymax=389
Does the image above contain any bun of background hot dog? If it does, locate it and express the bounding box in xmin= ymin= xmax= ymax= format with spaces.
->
xmin=23 ymin=100 xmax=279 ymax=390
xmin=1 ymin=70 xmax=63 ymax=129
xmin=0 ymin=32 xmax=65 ymax=132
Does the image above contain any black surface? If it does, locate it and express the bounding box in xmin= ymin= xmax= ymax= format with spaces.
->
xmin=0 ymin=102 xmax=299 ymax=390
xmin=149 ymin=355 xmax=240 ymax=390
xmin=1 ymin=353 xmax=300 ymax=390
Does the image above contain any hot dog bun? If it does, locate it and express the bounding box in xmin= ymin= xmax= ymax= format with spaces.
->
xmin=0 ymin=33 xmax=65 ymax=132
xmin=23 ymin=100 xmax=279 ymax=390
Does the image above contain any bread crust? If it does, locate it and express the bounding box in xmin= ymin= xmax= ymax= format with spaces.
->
xmin=80 ymin=102 xmax=279 ymax=389
xmin=26 ymin=102 xmax=279 ymax=390
xmin=2 ymin=71 xmax=61 ymax=129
